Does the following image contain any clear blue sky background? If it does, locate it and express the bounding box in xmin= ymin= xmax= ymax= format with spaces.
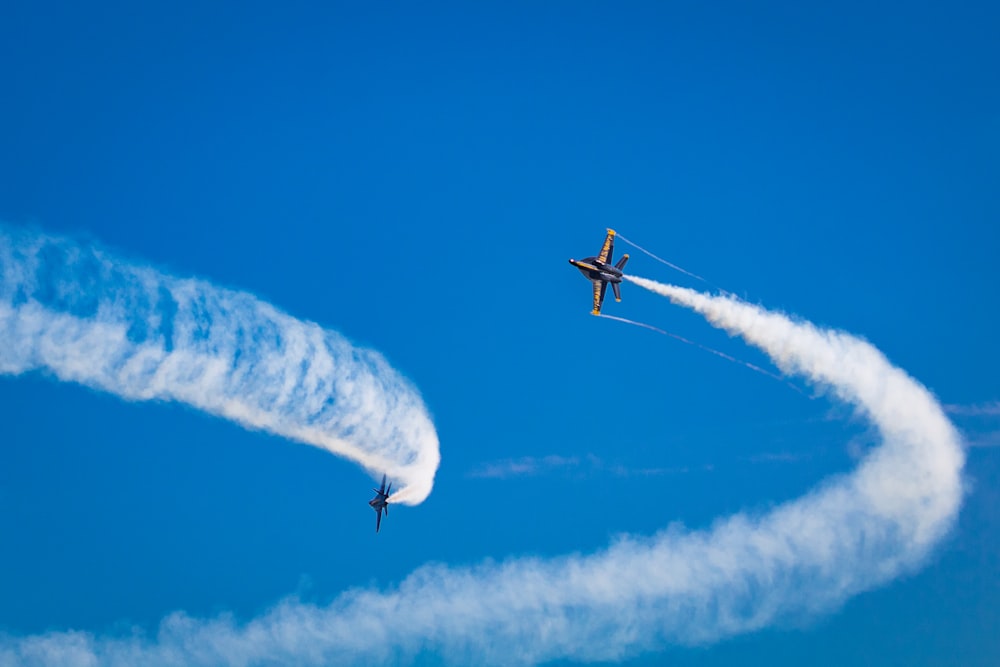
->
xmin=1 ymin=2 xmax=998 ymax=665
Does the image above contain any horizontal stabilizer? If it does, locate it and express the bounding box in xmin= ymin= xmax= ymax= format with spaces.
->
xmin=612 ymin=282 xmax=622 ymax=302
xmin=615 ymin=253 xmax=629 ymax=271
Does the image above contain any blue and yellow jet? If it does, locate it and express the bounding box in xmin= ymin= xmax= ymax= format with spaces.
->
xmin=569 ymin=229 xmax=629 ymax=315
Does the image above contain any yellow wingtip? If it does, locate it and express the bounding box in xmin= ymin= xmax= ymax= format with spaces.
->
xmin=607 ymin=228 xmax=616 ymax=236
xmin=591 ymin=309 xmax=600 ymax=316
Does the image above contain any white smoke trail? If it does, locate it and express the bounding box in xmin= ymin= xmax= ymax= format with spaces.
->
xmin=0 ymin=273 xmax=965 ymax=666
xmin=0 ymin=226 xmax=440 ymax=504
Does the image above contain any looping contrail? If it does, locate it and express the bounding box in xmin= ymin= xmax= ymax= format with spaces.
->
xmin=0 ymin=266 xmax=965 ymax=666
xmin=0 ymin=225 xmax=440 ymax=504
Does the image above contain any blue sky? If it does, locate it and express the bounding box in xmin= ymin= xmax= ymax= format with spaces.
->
xmin=1 ymin=2 xmax=998 ymax=665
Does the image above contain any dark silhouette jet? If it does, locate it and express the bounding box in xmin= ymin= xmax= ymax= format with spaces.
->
xmin=569 ymin=228 xmax=629 ymax=315
xmin=369 ymin=473 xmax=391 ymax=533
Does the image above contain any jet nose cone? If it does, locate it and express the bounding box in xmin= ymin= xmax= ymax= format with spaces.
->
xmin=568 ymin=259 xmax=576 ymax=265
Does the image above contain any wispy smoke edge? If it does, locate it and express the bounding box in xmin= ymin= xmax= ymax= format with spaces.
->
xmin=945 ymin=402 xmax=1000 ymax=418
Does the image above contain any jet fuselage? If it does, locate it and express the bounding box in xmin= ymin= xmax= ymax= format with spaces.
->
xmin=569 ymin=256 xmax=624 ymax=284
xmin=369 ymin=473 xmax=391 ymax=532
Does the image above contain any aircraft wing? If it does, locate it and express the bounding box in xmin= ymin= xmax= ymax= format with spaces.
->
xmin=596 ymin=229 xmax=615 ymax=264
xmin=592 ymin=280 xmax=608 ymax=315
xmin=375 ymin=507 xmax=383 ymax=533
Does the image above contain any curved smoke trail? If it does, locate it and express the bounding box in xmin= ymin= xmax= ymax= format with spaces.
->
xmin=0 ymin=226 xmax=439 ymax=504
xmin=0 ymin=274 xmax=964 ymax=666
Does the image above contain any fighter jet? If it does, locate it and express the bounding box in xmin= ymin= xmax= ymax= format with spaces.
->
xmin=369 ymin=473 xmax=391 ymax=533
xmin=568 ymin=228 xmax=629 ymax=315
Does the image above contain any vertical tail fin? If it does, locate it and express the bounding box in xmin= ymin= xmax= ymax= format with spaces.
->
xmin=612 ymin=254 xmax=628 ymax=302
